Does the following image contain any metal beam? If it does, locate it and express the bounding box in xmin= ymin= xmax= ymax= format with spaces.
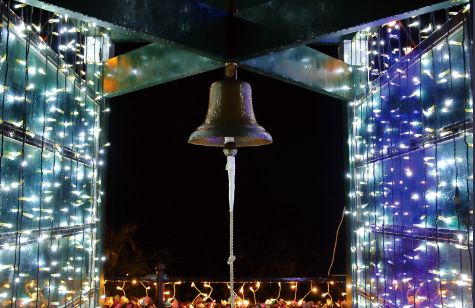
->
xmin=235 ymin=0 xmax=468 ymax=60
xmin=198 ymin=0 xmax=271 ymax=11
xmin=103 ymin=43 xmax=222 ymax=97
xmin=103 ymin=42 xmax=362 ymax=100
xmin=15 ymin=0 xmax=230 ymax=60
xmin=16 ymin=0 xmax=468 ymax=61
xmin=241 ymin=46 xmax=360 ymax=100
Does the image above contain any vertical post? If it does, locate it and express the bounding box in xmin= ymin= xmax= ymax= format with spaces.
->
xmin=470 ymin=0 xmax=475 ymax=304
xmin=340 ymin=34 xmax=356 ymax=308
xmin=344 ymin=105 xmax=353 ymax=307
xmin=156 ymin=263 xmax=165 ymax=308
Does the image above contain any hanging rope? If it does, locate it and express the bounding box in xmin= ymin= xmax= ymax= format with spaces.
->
xmin=224 ymin=138 xmax=237 ymax=308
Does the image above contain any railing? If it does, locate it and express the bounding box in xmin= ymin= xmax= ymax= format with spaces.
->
xmin=102 ymin=276 xmax=347 ymax=307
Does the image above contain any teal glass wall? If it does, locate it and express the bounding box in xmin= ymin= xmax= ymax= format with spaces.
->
xmin=348 ymin=12 xmax=473 ymax=307
xmin=0 ymin=4 xmax=106 ymax=307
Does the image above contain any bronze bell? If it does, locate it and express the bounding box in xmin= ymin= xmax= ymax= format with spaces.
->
xmin=188 ymin=64 xmax=272 ymax=147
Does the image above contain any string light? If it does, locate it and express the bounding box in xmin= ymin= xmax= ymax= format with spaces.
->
xmin=348 ymin=5 xmax=472 ymax=307
xmin=139 ymin=281 xmax=151 ymax=297
xmin=104 ymin=280 xmax=343 ymax=306
xmin=116 ymin=282 xmax=126 ymax=297
xmin=167 ymin=281 xmax=181 ymax=300
xmin=238 ymin=283 xmax=246 ymax=303
xmin=203 ymin=283 xmax=214 ymax=301
xmin=290 ymin=282 xmax=298 ymax=301
xmin=299 ymin=284 xmax=317 ymax=302
xmin=0 ymin=2 xmax=109 ymax=307
xmin=249 ymin=282 xmax=259 ymax=304
xmin=191 ymin=282 xmax=214 ymax=303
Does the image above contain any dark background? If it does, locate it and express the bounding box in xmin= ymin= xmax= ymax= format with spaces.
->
xmin=105 ymin=46 xmax=348 ymax=279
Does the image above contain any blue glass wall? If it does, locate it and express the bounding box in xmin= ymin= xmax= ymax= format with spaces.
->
xmin=348 ymin=12 xmax=473 ymax=307
xmin=0 ymin=4 xmax=106 ymax=307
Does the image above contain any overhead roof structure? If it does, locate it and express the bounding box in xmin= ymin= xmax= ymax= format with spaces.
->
xmin=1 ymin=2 xmax=472 ymax=307
xmin=16 ymin=0 xmax=468 ymax=99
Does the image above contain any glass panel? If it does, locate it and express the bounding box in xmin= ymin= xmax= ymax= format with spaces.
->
xmin=0 ymin=5 xmax=105 ymax=307
xmin=349 ymin=22 xmax=473 ymax=307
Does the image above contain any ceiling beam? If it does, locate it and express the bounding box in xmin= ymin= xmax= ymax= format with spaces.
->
xmin=16 ymin=0 xmax=467 ymax=61
xmin=104 ymin=43 xmax=222 ymax=97
xmin=240 ymin=46 xmax=362 ymax=100
xmin=14 ymin=0 xmax=230 ymax=61
xmin=198 ymin=0 xmax=271 ymax=11
xmin=235 ymin=0 xmax=468 ymax=60
xmin=103 ymin=42 xmax=362 ymax=100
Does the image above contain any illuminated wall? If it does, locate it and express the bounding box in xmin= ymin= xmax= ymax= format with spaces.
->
xmin=0 ymin=4 xmax=107 ymax=307
xmin=348 ymin=11 xmax=473 ymax=307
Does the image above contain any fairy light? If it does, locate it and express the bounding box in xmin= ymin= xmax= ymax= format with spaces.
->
xmin=348 ymin=5 xmax=472 ymax=307
xmin=249 ymin=282 xmax=259 ymax=304
xmin=168 ymin=281 xmax=181 ymax=300
xmin=0 ymin=2 xmax=108 ymax=307
xmin=105 ymin=280 xmax=343 ymax=306
xmin=275 ymin=282 xmax=282 ymax=301
xmin=290 ymin=282 xmax=298 ymax=301
xmin=116 ymin=282 xmax=126 ymax=297
xmin=299 ymin=284 xmax=317 ymax=302
xmin=191 ymin=282 xmax=214 ymax=303
xmin=203 ymin=283 xmax=214 ymax=301
xmin=236 ymin=282 xmax=246 ymax=303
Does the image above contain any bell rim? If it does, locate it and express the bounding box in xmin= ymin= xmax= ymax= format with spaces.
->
xmin=188 ymin=137 xmax=273 ymax=147
xmin=188 ymin=125 xmax=273 ymax=147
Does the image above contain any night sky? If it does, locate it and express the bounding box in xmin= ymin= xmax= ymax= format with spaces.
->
xmin=105 ymin=48 xmax=348 ymax=279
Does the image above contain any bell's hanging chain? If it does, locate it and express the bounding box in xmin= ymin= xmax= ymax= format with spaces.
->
xmin=224 ymin=138 xmax=237 ymax=308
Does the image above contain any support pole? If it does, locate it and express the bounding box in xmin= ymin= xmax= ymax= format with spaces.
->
xmin=156 ymin=263 xmax=165 ymax=308
xmin=469 ymin=0 xmax=475 ymax=303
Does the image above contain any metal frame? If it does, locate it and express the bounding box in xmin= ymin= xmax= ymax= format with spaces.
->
xmin=469 ymin=0 xmax=475 ymax=304
xmin=105 ymin=276 xmax=347 ymax=284
xmin=241 ymin=46 xmax=355 ymax=100
xmin=103 ymin=43 xmax=221 ymax=97
xmin=14 ymin=0 xmax=469 ymax=61
xmin=236 ymin=0 xmax=468 ymax=60
xmin=0 ymin=120 xmax=94 ymax=166
xmin=0 ymin=223 xmax=95 ymax=246
xmin=13 ymin=0 xmax=469 ymax=100
xmin=3 ymin=1 xmax=472 ymax=305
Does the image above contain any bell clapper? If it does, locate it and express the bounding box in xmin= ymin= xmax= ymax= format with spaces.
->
xmin=224 ymin=137 xmax=237 ymax=308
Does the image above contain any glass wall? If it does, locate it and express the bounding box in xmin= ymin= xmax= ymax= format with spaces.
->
xmin=0 ymin=3 xmax=107 ymax=307
xmin=348 ymin=11 xmax=473 ymax=307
